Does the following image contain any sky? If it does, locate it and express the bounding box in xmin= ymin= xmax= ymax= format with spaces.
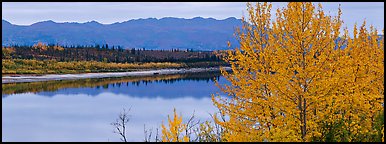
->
xmin=2 ymin=2 xmax=384 ymax=33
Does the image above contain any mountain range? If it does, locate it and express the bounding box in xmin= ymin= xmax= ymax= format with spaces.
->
xmin=2 ymin=17 xmax=242 ymax=51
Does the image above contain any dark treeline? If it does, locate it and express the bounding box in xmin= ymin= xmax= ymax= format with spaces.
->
xmin=3 ymin=43 xmax=225 ymax=63
xmin=127 ymin=72 xmax=222 ymax=87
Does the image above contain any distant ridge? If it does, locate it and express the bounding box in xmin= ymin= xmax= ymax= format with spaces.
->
xmin=2 ymin=17 xmax=242 ymax=51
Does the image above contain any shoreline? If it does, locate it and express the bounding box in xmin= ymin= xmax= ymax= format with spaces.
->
xmin=2 ymin=67 xmax=231 ymax=84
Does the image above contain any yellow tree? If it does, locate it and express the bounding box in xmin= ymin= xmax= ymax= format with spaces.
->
xmin=212 ymin=2 xmax=383 ymax=142
xmin=2 ymin=46 xmax=15 ymax=59
xmin=33 ymin=42 xmax=48 ymax=51
xmin=161 ymin=108 xmax=190 ymax=142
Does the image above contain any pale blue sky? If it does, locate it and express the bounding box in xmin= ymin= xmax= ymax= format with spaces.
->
xmin=2 ymin=2 xmax=384 ymax=33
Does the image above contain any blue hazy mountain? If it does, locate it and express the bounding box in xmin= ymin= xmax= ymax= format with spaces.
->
xmin=2 ymin=17 xmax=242 ymax=51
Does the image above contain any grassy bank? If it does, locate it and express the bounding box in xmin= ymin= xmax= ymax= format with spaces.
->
xmin=2 ymin=59 xmax=227 ymax=74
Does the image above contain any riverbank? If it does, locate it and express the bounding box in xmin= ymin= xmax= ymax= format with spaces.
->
xmin=2 ymin=59 xmax=228 ymax=75
xmin=2 ymin=67 xmax=231 ymax=84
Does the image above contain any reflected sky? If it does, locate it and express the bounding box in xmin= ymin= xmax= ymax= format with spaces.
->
xmin=2 ymin=74 xmax=230 ymax=142
xmin=34 ymin=76 xmax=223 ymax=99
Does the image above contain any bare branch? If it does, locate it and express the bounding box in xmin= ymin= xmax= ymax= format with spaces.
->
xmin=111 ymin=107 xmax=131 ymax=142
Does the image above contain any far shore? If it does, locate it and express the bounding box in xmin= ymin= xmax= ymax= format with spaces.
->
xmin=2 ymin=67 xmax=231 ymax=84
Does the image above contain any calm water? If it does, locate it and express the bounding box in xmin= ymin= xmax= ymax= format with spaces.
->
xmin=2 ymin=72 xmax=229 ymax=142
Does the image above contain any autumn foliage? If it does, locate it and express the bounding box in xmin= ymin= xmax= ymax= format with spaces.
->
xmin=4 ymin=1 xmax=382 ymax=142
xmin=162 ymin=2 xmax=384 ymax=142
xmin=161 ymin=109 xmax=190 ymax=142
xmin=210 ymin=2 xmax=384 ymax=142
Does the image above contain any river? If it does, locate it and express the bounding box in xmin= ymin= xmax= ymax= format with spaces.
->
xmin=2 ymin=72 xmax=230 ymax=142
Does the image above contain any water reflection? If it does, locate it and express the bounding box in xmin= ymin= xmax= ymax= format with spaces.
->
xmin=2 ymin=72 xmax=229 ymax=142
xmin=2 ymin=72 xmax=224 ymax=98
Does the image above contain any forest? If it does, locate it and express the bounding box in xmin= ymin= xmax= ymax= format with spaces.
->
xmin=2 ymin=42 xmax=228 ymax=74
